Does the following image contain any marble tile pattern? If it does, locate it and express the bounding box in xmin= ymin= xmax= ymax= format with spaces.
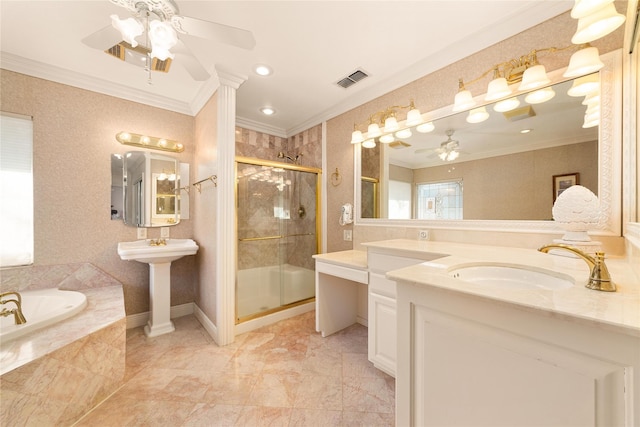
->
xmin=236 ymin=125 xmax=322 ymax=273
xmin=75 ymin=311 xmax=396 ymax=426
xmin=0 ymin=263 xmax=127 ymax=426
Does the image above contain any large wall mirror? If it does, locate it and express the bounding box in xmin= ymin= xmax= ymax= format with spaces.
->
xmin=355 ymin=49 xmax=622 ymax=235
xmin=111 ymin=151 xmax=181 ymax=227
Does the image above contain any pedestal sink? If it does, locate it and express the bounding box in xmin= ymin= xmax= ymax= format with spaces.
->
xmin=117 ymin=239 xmax=199 ymax=337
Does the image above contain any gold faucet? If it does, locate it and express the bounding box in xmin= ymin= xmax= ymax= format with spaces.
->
xmin=538 ymin=244 xmax=616 ymax=292
xmin=0 ymin=291 xmax=27 ymax=324
xmin=149 ymin=238 xmax=167 ymax=246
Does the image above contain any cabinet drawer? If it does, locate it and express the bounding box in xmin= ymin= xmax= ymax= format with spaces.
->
xmin=369 ymin=272 xmax=396 ymax=299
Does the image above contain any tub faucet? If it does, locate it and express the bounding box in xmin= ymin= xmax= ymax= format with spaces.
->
xmin=0 ymin=291 xmax=27 ymax=324
xmin=538 ymin=244 xmax=615 ymax=292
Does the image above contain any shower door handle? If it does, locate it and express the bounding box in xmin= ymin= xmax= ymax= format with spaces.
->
xmin=238 ymin=232 xmax=315 ymax=242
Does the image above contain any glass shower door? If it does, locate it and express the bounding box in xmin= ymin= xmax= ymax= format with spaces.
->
xmin=236 ymin=159 xmax=319 ymax=322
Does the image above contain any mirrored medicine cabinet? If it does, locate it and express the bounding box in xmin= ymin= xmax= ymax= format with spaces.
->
xmin=111 ymin=151 xmax=184 ymax=227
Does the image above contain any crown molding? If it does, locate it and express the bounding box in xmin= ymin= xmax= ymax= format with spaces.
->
xmin=1 ymin=52 xmax=194 ymax=115
xmin=236 ymin=116 xmax=288 ymax=139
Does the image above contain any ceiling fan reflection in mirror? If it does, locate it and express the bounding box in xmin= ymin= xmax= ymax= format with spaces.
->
xmin=82 ymin=0 xmax=256 ymax=82
xmin=416 ymin=129 xmax=462 ymax=162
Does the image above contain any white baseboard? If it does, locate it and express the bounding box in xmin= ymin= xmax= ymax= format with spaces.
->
xmin=234 ymin=301 xmax=315 ymax=335
xmin=193 ymin=304 xmax=218 ymax=343
xmin=125 ymin=302 xmax=195 ymax=329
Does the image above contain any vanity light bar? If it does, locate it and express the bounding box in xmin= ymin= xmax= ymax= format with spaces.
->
xmin=116 ymin=131 xmax=184 ymax=153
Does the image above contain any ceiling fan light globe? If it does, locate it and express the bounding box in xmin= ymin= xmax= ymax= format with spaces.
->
xmin=111 ymin=14 xmax=144 ymax=48
xmin=149 ymin=20 xmax=178 ymax=59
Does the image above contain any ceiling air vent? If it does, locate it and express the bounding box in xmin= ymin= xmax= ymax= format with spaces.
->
xmin=336 ymin=69 xmax=369 ymax=89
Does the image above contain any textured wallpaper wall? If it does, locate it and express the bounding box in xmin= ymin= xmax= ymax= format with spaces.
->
xmin=1 ymin=70 xmax=196 ymax=316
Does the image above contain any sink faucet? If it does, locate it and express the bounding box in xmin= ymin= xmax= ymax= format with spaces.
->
xmin=149 ymin=238 xmax=167 ymax=246
xmin=0 ymin=291 xmax=27 ymax=324
xmin=538 ymin=244 xmax=616 ymax=292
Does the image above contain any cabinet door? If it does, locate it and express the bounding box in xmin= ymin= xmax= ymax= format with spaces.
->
xmin=368 ymin=290 xmax=396 ymax=377
xmin=409 ymin=304 xmax=626 ymax=426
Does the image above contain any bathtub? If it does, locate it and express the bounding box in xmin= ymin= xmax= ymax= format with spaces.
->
xmin=0 ymin=288 xmax=87 ymax=343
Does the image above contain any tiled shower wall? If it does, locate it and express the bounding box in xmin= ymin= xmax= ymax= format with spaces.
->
xmin=235 ymin=125 xmax=322 ymax=271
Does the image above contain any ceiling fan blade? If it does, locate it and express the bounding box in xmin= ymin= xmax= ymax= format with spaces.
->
xmin=81 ymin=25 xmax=122 ymax=50
xmin=173 ymin=41 xmax=210 ymax=81
xmin=171 ymin=15 xmax=256 ymax=50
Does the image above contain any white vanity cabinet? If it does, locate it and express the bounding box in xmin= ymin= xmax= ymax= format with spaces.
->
xmin=392 ymin=275 xmax=640 ymax=427
xmin=365 ymin=247 xmax=447 ymax=377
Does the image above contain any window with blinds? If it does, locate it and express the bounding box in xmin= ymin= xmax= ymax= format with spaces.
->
xmin=1 ymin=113 xmax=34 ymax=267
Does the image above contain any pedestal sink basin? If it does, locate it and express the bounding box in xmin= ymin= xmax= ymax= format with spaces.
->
xmin=450 ymin=264 xmax=573 ymax=290
xmin=118 ymin=239 xmax=198 ymax=337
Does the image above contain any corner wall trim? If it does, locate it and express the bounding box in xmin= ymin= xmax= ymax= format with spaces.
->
xmin=193 ymin=304 xmax=218 ymax=344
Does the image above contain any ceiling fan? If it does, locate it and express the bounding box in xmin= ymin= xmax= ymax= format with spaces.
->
xmin=415 ymin=129 xmax=461 ymax=161
xmin=82 ymin=0 xmax=256 ymax=81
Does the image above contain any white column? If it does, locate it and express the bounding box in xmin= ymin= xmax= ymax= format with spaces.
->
xmin=215 ymin=68 xmax=246 ymax=346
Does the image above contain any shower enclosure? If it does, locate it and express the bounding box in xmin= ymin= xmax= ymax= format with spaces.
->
xmin=235 ymin=156 xmax=321 ymax=323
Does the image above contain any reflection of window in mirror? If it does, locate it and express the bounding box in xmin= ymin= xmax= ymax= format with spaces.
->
xmin=416 ymin=180 xmax=463 ymax=220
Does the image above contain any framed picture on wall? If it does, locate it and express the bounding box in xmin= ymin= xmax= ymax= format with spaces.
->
xmin=553 ymin=172 xmax=580 ymax=202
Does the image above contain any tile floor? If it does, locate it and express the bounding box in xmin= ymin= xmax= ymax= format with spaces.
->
xmin=74 ymin=311 xmax=395 ymax=426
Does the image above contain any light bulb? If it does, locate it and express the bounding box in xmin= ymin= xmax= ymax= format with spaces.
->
xmin=567 ymin=74 xmax=600 ymax=97
xmin=519 ymin=65 xmax=550 ymax=91
xmin=571 ymin=3 xmax=625 ymax=44
xmin=485 ymin=77 xmax=512 ymax=101
xmin=383 ymin=116 xmax=399 ymax=133
xmin=362 ymin=139 xmax=376 ymax=148
xmin=395 ymin=129 xmax=412 ymax=139
xmin=453 ymin=89 xmax=475 ymax=112
xmin=379 ymin=134 xmax=395 ymax=144
xmin=525 ymin=87 xmax=556 ymax=104
xmin=466 ymin=107 xmax=490 ymax=124
xmin=406 ymin=108 xmax=423 ymax=126
xmin=367 ymin=123 xmax=381 ymax=138
xmin=351 ymin=130 xmax=364 ymax=144
xmin=563 ymin=45 xmax=604 ymax=78
xmin=416 ymin=122 xmax=435 ymax=133
xmin=493 ymin=97 xmax=520 ymax=112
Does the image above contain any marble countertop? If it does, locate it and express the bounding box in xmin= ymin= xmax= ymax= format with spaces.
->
xmin=0 ymin=285 xmax=125 ymax=375
xmin=313 ymin=250 xmax=368 ymax=270
xmin=372 ymin=239 xmax=639 ymax=337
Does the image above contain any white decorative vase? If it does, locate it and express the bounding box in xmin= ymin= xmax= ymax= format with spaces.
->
xmin=551 ymin=185 xmax=602 ymax=255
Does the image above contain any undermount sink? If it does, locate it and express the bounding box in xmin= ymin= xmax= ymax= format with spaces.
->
xmin=117 ymin=238 xmax=199 ymax=337
xmin=450 ymin=264 xmax=573 ymax=290
xmin=117 ymin=238 xmax=198 ymax=264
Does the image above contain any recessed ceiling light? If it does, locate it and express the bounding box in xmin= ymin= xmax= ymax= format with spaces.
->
xmin=254 ymin=64 xmax=273 ymax=76
xmin=520 ymin=129 xmax=532 ymax=134
xmin=260 ymin=107 xmax=275 ymax=115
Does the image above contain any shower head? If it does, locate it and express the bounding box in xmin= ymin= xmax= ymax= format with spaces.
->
xmin=277 ymin=152 xmax=302 ymax=164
